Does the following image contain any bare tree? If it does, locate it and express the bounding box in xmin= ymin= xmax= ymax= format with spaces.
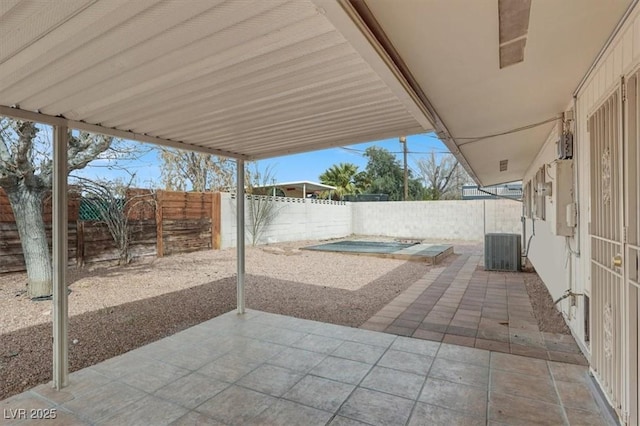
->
xmin=245 ymin=163 xmax=281 ymax=246
xmin=75 ymin=175 xmax=154 ymax=266
xmin=416 ymin=152 xmax=471 ymax=200
xmin=159 ymin=148 xmax=235 ymax=192
xmin=0 ymin=118 xmax=114 ymax=298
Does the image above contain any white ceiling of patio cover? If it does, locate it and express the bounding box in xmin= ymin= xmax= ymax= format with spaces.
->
xmin=364 ymin=0 xmax=632 ymax=186
xmin=0 ymin=0 xmax=432 ymax=159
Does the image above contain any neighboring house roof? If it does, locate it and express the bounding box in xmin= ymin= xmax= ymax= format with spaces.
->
xmin=461 ymin=184 xmax=523 ymax=200
xmin=272 ymin=181 xmax=336 ymax=191
xmin=252 ymin=181 xmax=336 ymax=194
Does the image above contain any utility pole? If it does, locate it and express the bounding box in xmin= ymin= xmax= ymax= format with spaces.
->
xmin=399 ymin=136 xmax=408 ymax=200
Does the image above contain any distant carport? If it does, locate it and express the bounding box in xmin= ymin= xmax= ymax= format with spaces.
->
xmin=252 ymin=181 xmax=336 ymax=198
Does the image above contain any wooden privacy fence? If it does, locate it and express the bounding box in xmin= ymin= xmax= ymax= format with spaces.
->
xmin=0 ymin=188 xmax=222 ymax=273
xmin=0 ymin=188 xmax=80 ymax=273
xmin=155 ymin=190 xmax=221 ymax=257
xmin=0 ymin=187 xmax=80 ymax=223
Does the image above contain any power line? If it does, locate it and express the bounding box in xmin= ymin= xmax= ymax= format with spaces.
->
xmin=338 ymin=116 xmax=559 ymax=152
xmin=408 ymin=153 xmax=422 ymax=174
xmin=455 ymin=116 xmax=560 ymax=146
xmin=338 ymin=146 xmax=454 ymax=155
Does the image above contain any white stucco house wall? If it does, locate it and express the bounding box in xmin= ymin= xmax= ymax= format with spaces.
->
xmin=523 ymin=9 xmax=640 ymax=420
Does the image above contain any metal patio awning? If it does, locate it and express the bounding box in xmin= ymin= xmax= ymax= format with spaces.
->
xmin=0 ymin=0 xmax=433 ymax=159
xmin=0 ymin=0 xmax=436 ymax=392
xmin=1 ymin=0 xmax=634 ymax=188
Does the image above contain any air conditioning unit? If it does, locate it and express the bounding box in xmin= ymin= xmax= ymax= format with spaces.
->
xmin=484 ymin=233 xmax=521 ymax=272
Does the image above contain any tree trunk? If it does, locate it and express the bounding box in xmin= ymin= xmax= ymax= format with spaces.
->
xmin=117 ymin=237 xmax=129 ymax=266
xmin=6 ymin=186 xmax=53 ymax=298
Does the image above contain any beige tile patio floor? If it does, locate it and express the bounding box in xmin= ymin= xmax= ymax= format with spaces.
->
xmin=361 ymin=245 xmax=588 ymax=366
xmin=1 ymin=309 xmax=613 ymax=425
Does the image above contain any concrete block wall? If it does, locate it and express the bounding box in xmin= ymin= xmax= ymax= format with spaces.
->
xmin=220 ymin=193 xmax=522 ymax=247
xmin=483 ymin=199 xmax=524 ymax=235
xmin=352 ymin=199 xmax=522 ymax=241
xmin=220 ymin=193 xmax=351 ymax=248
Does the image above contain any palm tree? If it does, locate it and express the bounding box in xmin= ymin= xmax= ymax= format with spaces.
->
xmin=319 ymin=163 xmax=360 ymax=200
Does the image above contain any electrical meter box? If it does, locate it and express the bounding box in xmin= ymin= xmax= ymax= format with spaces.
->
xmin=550 ymin=159 xmax=575 ymax=236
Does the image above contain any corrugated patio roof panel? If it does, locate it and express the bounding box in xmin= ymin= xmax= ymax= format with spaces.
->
xmin=0 ymin=0 xmax=431 ymax=159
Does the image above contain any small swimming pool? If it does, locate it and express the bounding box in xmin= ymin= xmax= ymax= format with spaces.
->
xmin=302 ymin=240 xmax=454 ymax=264
xmin=304 ymin=240 xmax=417 ymax=254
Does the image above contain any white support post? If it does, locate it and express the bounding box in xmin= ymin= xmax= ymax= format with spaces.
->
xmin=303 ymin=183 xmax=306 ymax=200
xmin=236 ymin=159 xmax=245 ymax=314
xmin=52 ymin=124 xmax=68 ymax=389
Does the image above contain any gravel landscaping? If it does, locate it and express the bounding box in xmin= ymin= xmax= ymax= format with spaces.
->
xmin=0 ymin=240 xmax=434 ymax=400
xmin=523 ymin=272 xmax=571 ymax=335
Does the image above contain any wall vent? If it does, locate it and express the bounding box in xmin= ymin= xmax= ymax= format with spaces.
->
xmin=584 ymin=294 xmax=590 ymax=343
xmin=499 ymin=159 xmax=508 ymax=171
xmin=484 ymin=233 xmax=521 ymax=271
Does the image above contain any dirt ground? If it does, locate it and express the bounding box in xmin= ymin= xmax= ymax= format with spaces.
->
xmin=523 ymin=271 xmax=571 ymax=335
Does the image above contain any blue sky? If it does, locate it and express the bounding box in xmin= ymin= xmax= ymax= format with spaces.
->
xmin=74 ymin=131 xmax=450 ymax=187
xmin=257 ymin=132 xmax=448 ymax=182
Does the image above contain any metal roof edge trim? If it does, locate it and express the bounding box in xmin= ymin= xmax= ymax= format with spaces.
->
xmin=324 ymin=0 xmax=482 ymax=185
xmin=0 ymin=105 xmax=247 ymax=159
xmin=310 ymin=0 xmax=433 ymax=131
xmin=274 ymin=181 xmax=336 ymax=189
